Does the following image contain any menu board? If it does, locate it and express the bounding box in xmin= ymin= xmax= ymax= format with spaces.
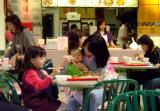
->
xmin=42 ymin=0 xmax=58 ymax=7
xmin=59 ymin=8 xmax=95 ymax=19
xmin=42 ymin=0 xmax=138 ymax=7
xmin=138 ymin=0 xmax=160 ymax=36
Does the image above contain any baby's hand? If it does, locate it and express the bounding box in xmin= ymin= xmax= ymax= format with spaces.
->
xmin=63 ymin=55 xmax=74 ymax=63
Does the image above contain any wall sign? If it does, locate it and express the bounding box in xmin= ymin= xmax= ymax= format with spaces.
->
xmin=42 ymin=0 xmax=138 ymax=7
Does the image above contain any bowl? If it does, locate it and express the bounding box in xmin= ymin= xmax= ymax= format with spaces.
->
xmin=55 ymin=75 xmax=71 ymax=81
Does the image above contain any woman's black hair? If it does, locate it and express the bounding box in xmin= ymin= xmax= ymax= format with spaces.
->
xmin=137 ymin=34 xmax=154 ymax=54
xmin=96 ymin=18 xmax=106 ymax=32
xmin=67 ymin=30 xmax=81 ymax=54
xmin=5 ymin=14 xmax=24 ymax=32
xmin=22 ymin=46 xmax=46 ymax=71
xmin=82 ymin=34 xmax=110 ymax=68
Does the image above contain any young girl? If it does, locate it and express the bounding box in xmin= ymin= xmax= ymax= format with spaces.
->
xmin=21 ymin=46 xmax=66 ymax=111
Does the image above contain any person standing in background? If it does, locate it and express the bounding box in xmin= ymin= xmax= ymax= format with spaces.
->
xmin=5 ymin=14 xmax=36 ymax=59
xmin=94 ymin=18 xmax=116 ymax=48
xmin=117 ymin=20 xmax=129 ymax=47
xmin=5 ymin=14 xmax=36 ymax=72
xmin=70 ymin=24 xmax=77 ymax=31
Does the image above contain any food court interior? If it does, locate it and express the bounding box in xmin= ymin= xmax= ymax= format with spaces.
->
xmin=0 ymin=0 xmax=160 ymax=111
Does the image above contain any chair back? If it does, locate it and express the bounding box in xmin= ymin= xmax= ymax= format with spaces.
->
xmin=0 ymin=71 xmax=21 ymax=105
xmin=108 ymin=90 xmax=160 ymax=111
xmin=82 ymin=79 xmax=139 ymax=111
xmin=43 ymin=59 xmax=53 ymax=74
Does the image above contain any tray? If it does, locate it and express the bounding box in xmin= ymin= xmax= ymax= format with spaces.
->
xmin=123 ymin=63 xmax=148 ymax=66
xmin=110 ymin=62 xmax=125 ymax=65
xmin=67 ymin=77 xmax=98 ymax=81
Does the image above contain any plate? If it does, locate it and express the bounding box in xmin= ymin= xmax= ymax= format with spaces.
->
xmin=55 ymin=75 xmax=72 ymax=81
xmin=67 ymin=76 xmax=98 ymax=81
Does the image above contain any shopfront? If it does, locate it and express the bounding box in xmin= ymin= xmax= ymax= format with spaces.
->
xmin=0 ymin=0 xmax=5 ymax=51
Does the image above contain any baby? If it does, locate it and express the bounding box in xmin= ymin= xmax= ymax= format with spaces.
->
xmin=65 ymin=48 xmax=89 ymax=77
xmin=70 ymin=48 xmax=88 ymax=72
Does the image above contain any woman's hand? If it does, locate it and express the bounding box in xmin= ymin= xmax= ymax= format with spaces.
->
xmin=110 ymin=41 xmax=116 ymax=48
xmin=16 ymin=53 xmax=24 ymax=61
xmin=156 ymin=64 xmax=160 ymax=68
xmin=134 ymin=53 xmax=144 ymax=61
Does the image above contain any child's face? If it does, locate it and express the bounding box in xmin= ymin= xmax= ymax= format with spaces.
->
xmin=71 ymin=50 xmax=82 ymax=62
xmin=31 ymin=56 xmax=45 ymax=69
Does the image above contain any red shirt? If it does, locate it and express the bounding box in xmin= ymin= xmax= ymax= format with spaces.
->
xmin=24 ymin=69 xmax=52 ymax=90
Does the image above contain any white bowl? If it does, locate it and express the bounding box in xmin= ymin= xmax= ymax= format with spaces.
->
xmin=55 ymin=75 xmax=71 ymax=81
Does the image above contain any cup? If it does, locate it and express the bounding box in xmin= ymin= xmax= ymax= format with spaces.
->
xmin=123 ymin=56 xmax=132 ymax=63
xmin=110 ymin=57 xmax=118 ymax=63
xmin=2 ymin=58 xmax=9 ymax=67
xmin=143 ymin=58 xmax=149 ymax=64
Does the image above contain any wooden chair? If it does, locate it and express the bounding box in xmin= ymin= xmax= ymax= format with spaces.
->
xmin=82 ymin=79 xmax=139 ymax=111
xmin=108 ymin=90 xmax=160 ymax=111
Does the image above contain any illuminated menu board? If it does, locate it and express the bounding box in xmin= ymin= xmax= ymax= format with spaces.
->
xmin=42 ymin=0 xmax=138 ymax=7
xmin=42 ymin=0 xmax=58 ymax=7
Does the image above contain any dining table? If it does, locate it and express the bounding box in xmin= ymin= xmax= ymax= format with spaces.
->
xmin=111 ymin=62 xmax=160 ymax=85
xmin=53 ymin=78 xmax=98 ymax=105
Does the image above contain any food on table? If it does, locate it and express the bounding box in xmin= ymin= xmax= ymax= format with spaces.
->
xmin=42 ymin=0 xmax=53 ymax=6
xmin=103 ymin=0 xmax=114 ymax=6
xmin=116 ymin=0 xmax=125 ymax=6
xmin=68 ymin=0 xmax=76 ymax=5
xmin=82 ymin=71 xmax=95 ymax=77
xmin=129 ymin=61 xmax=144 ymax=64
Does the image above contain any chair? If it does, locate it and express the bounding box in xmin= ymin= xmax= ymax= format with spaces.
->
xmin=43 ymin=59 xmax=53 ymax=74
xmin=108 ymin=90 xmax=160 ymax=111
xmin=0 ymin=71 xmax=21 ymax=105
xmin=82 ymin=79 xmax=139 ymax=111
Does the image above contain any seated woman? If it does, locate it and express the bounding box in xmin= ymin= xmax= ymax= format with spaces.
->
xmin=128 ymin=34 xmax=160 ymax=88
xmin=66 ymin=34 xmax=117 ymax=111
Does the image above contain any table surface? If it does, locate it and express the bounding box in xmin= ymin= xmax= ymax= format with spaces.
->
xmin=113 ymin=64 xmax=159 ymax=69
xmin=53 ymin=80 xmax=98 ymax=89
